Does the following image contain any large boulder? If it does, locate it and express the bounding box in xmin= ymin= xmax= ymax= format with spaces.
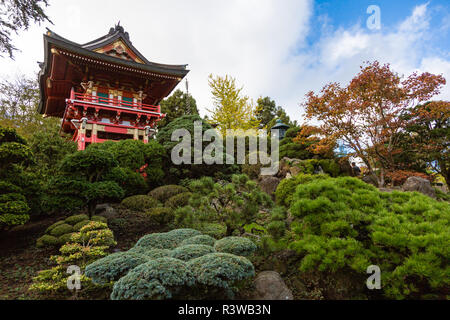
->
xmin=252 ymin=271 xmax=293 ymax=300
xmin=258 ymin=176 xmax=281 ymax=196
xmin=402 ymin=176 xmax=436 ymax=198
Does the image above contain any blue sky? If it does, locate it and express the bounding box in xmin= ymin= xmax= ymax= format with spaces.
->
xmin=307 ymin=0 xmax=450 ymax=52
xmin=1 ymin=0 xmax=449 ymax=122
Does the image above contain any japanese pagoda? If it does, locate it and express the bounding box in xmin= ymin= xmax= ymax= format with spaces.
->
xmin=38 ymin=24 xmax=189 ymax=150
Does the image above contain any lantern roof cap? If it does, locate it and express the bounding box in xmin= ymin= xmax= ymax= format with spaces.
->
xmin=271 ymin=119 xmax=289 ymax=130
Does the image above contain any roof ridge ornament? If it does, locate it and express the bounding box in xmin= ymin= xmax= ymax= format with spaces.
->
xmin=108 ymin=21 xmax=130 ymax=41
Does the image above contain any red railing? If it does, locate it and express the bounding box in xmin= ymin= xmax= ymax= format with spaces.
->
xmin=69 ymin=90 xmax=161 ymax=113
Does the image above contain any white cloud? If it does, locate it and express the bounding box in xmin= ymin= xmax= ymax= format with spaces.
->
xmin=0 ymin=0 xmax=448 ymax=123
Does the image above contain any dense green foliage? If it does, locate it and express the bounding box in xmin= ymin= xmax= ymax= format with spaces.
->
xmin=36 ymin=214 xmax=107 ymax=248
xmin=120 ymin=195 xmax=160 ymax=211
xmin=214 ymin=236 xmax=257 ymax=257
xmin=164 ymin=192 xmax=192 ymax=209
xmin=88 ymin=139 xmax=165 ymax=188
xmin=174 ymin=174 xmax=273 ymax=236
xmin=159 ymin=89 xmax=200 ymax=128
xmin=156 ymin=114 xmax=239 ymax=181
xmin=85 ymin=252 xmax=150 ymax=284
xmin=169 ymin=244 xmax=215 ymax=261
xmin=277 ymin=175 xmax=450 ymax=299
xmin=111 ymin=257 xmax=195 ymax=300
xmin=187 ymin=253 xmax=255 ymax=297
xmin=275 ymin=173 xmax=329 ymax=207
xmin=180 ymin=234 xmax=216 ymax=247
xmin=134 ymin=228 xmax=202 ymax=250
xmin=0 ymin=127 xmax=32 ymax=229
xmin=149 ymin=185 xmax=188 ymax=203
xmin=30 ymin=222 xmax=116 ymax=297
xmin=84 ymin=229 xmax=256 ymax=300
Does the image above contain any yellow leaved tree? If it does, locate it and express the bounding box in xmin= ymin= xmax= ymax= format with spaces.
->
xmin=207 ymin=74 xmax=260 ymax=136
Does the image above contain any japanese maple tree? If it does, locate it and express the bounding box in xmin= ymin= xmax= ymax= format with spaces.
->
xmin=303 ymin=61 xmax=446 ymax=187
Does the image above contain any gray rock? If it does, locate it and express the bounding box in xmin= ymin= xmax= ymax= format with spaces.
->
xmin=252 ymin=271 xmax=293 ymax=300
xmin=402 ymin=176 xmax=436 ymax=198
xmin=362 ymin=174 xmax=378 ymax=187
xmin=95 ymin=203 xmax=118 ymax=219
xmin=258 ymin=176 xmax=281 ymax=195
xmin=95 ymin=203 xmax=111 ymax=214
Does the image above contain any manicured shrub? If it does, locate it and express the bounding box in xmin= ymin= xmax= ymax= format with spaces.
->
xmin=214 ymin=237 xmax=257 ymax=257
xmin=91 ymin=215 xmax=107 ymax=223
xmin=71 ymin=221 xmax=116 ymax=247
xmin=103 ymin=166 xmax=148 ymax=197
xmin=187 ymin=253 xmax=255 ymax=291
xmin=169 ymin=244 xmax=215 ymax=261
xmin=149 ymin=185 xmax=188 ymax=203
xmin=58 ymin=233 xmax=75 ymax=245
xmin=45 ymin=220 xmax=65 ymax=234
xmin=0 ymin=193 xmax=26 ymax=203
xmin=127 ymin=247 xmax=172 ymax=259
xmin=266 ymin=206 xmax=287 ymax=240
xmin=175 ymin=175 xmax=273 ymax=236
xmin=49 ymin=223 xmax=74 ymax=237
xmin=166 ymin=228 xmax=203 ymax=244
xmin=65 ymin=214 xmax=89 ymax=225
xmin=30 ymin=221 xmax=117 ymax=298
xmin=145 ymin=207 xmax=174 ymax=225
xmin=73 ymin=220 xmax=91 ymax=231
xmin=110 ymin=258 xmax=195 ymax=300
xmin=120 ymin=195 xmax=159 ymax=211
xmin=165 ymin=192 xmax=192 ymax=209
xmin=0 ymin=181 xmax=21 ymax=194
xmin=286 ymin=175 xmax=450 ymax=299
xmin=198 ymin=223 xmax=227 ymax=239
xmin=36 ymin=234 xmax=60 ymax=248
xmin=180 ymin=235 xmax=216 ymax=247
xmin=134 ymin=228 xmax=202 ymax=250
xmin=275 ymin=173 xmax=329 ymax=207
xmin=85 ymin=252 xmax=150 ymax=284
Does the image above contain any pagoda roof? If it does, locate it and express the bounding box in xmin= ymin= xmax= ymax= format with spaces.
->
xmin=38 ymin=24 xmax=189 ymax=116
xmin=42 ymin=24 xmax=189 ymax=75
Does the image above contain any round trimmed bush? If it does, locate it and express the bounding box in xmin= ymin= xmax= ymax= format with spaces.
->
xmin=121 ymin=195 xmax=160 ymax=211
xmin=110 ymin=257 xmax=195 ymax=300
xmin=91 ymin=215 xmax=107 ymax=223
xmin=49 ymin=223 xmax=74 ymax=237
xmin=36 ymin=234 xmax=60 ymax=248
xmin=128 ymin=247 xmax=171 ymax=259
xmin=134 ymin=228 xmax=201 ymax=250
xmin=145 ymin=207 xmax=174 ymax=224
xmin=45 ymin=220 xmax=65 ymax=234
xmin=214 ymin=237 xmax=257 ymax=257
xmin=165 ymin=192 xmax=192 ymax=209
xmin=187 ymin=253 xmax=255 ymax=289
xmin=85 ymin=252 xmax=150 ymax=284
xmin=58 ymin=232 xmax=75 ymax=245
xmin=180 ymin=235 xmax=216 ymax=247
xmin=169 ymin=244 xmax=215 ymax=261
xmin=73 ymin=220 xmax=91 ymax=231
xmin=149 ymin=185 xmax=188 ymax=203
xmin=65 ymin=214 xmax=89 ymax=225
xmin=198 ymin=223 xmax=227 ymax=239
